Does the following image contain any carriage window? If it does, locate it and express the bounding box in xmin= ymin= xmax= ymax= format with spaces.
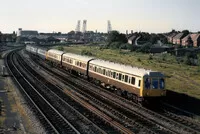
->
xmin=119 ymin=73 xmax=122 ymax=80
xmin=152 ymin=78 xmax=159 ymax=89
xmin=113 ymin=72 xmax=116 ymax=78
xmin=122 ymin=75 xmax=125 ymax=81
xmin=125 ymin=75 xmax=128 ymax=82
xmin=110 ymin=72 xmax=113 ymax=77
xmin=94 ymin=66 xmax=97 ymax=72
xmin=138 ymin=80 xmax=141 ymax=87
xmin=160 ymin=78 xmax=165 ymax=89
xmin=103 ymin=69 xmax=105 ymax=75
xmin=131 ymin=77 xmax=135 ymax=85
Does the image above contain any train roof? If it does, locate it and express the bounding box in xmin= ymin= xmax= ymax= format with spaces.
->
xmin=90 ymin=59 xmax=160 ymax=77
xmin=63 ymin=53 xmax=94 ymax=62
xmin=47 ymin=49 xmax=64 ymax=55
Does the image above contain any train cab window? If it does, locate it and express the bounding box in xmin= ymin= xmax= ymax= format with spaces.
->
xmin=160 ymin=78 xmax=165 ymax=89
xmin=152 ymin=78 xmax=159 ymax=89
xmin=125 ymin=75 xmax=128 ymax=82
xmin=145 ymin=78 xmax=151 ymax=89
xmin=138 ymin=80 xmax=141 ymax=87
xmin=131 ymin=77 xmax=135 ymax=85
xmin=113 ymin=72 xmax=116 ymax=78
xmin=119 ymin=73 xmax=122 ymax=80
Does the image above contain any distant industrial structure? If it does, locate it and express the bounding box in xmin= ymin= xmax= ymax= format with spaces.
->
xmin=17 ymin=28 xmax=38 ymax=37
xmin=75 ymin=20 xmax=81 ymax=33
xmin=82 ymin=20 xmax=87 ymax=33
xmin=107 ymin=20 xmax=112 ymax=33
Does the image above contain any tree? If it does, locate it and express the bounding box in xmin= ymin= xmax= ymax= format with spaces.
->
xmin=150 ymin=34 xmax=159 ymax=44
xmin=107 ymin=31 xmax=127 ymax=43
xmin=136 ymin=42 xmax=153 ymax=53
xmin=182 ymin=30 xmax=189 ymax=36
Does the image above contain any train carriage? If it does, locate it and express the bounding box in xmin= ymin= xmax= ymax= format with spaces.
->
xmin=62 ymin=53 xmax=94 ymax=75
xmin=46 ymin=49 xmax=64 ymax=65
xmin=37 ymin=48 xmax=48 ymax=60
xmin=89 ymin=59 xmax=166 ymax=102
xmin=26 ymin=45 xmax=38 ymax=55
xmin=25 ymin=45 xmax=32 ymax=52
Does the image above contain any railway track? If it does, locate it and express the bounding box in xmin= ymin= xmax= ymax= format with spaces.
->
xmin=26 ymin=52 xmax=200 ymax=134
xmin=17 ymin=50 xmax=133 ymax=133
xmin=158 ymin=102 xmax=200 ymax=132
xmin=6 ymin=50 xmax=83 ymax=134
xmin=22 ymin=52 xmax=174 ymax=133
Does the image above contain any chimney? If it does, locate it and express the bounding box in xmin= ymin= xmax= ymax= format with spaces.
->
xmin=131 ymin=30 xmax=133 ymax=34
xmin=126 ymin=30 xmax=128 ymax=35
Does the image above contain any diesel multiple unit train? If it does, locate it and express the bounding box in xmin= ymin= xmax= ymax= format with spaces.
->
xmin=26 ymin=45 xmax=166 ymax=103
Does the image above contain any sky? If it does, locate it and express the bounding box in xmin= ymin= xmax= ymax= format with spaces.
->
xmin=0 ymin=0 xmax=200 ymax=33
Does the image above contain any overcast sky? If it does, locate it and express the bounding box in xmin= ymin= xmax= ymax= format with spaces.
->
xmin=1 ymin=0 xmax=200 ymax=33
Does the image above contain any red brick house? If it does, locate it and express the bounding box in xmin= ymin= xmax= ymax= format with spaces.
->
xmin=191 ymin=34 xmax=200 ymax=47
xmin=167 ymin=33 xmax=177 ymax=43
xmin=173 ymin=33 xmax=187 ymax=45
xmin=182 ymin=34 xmax=200 ymax=47
xmin=182 ymin=35 xmax=192 ymax=46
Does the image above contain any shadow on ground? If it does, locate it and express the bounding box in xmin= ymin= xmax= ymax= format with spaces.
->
xmin=165 ymin=90 xmax=200 ymax=116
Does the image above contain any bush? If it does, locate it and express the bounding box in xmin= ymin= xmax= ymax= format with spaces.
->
xmin=108 ymin=42 xmax=122 ymax=49
xmin=57 ymin=46 xmax=64 ymax=51
xmin=137 ymin=58 xmax=141 ymax=62
xmin=81 ymin=50 xmax=93 ymax=56
xmin=184 ymin=52 xmax=198 ymax=66
xmin=162 ymin=54 xmax=167 ymax=61
xmin=136 ymin=42 xmax=153 ymax=53
xmin=148 ymin=54 xmax=153 ymax=60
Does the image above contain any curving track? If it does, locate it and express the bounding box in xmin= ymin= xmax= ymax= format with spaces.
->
xmin=16 ymin=50 xmax=131 ymax=134
xmin=6 ymin=50 xmax=81 ymax=134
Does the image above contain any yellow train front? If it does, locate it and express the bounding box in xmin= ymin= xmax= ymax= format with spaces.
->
xmin=140 ymin=72 xmax=166 ymax=102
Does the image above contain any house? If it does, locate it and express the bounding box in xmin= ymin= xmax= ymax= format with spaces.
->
xmin=182 ymin=34 xmax=200 ymax=47
xmin=167 ymin=33 xmax=177 ymax=43
xmin=128 ymin=35 xmax=137 ymax=45
xmin=190 ymin=34 xmax=200 ymax=47
xmin=173 ymin=33 xmax=187 ymax=45
xmin=182 ymin=35 xmax=192 ymax=47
